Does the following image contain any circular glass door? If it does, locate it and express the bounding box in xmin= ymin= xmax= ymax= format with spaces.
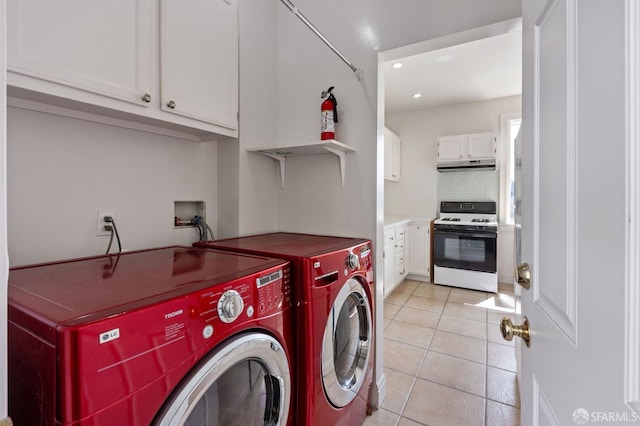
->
xmin=155 ymin=333 xmax=290 ymax=426
xmin=321 ymin=277 xmax=372 ymax=408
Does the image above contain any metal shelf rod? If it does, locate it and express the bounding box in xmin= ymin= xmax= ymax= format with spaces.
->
xmin=279 ymin=0 xmax=363 ymax=80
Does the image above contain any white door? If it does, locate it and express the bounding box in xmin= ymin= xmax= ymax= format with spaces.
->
xmin=511 ymin=0 xmax=640 ymax=424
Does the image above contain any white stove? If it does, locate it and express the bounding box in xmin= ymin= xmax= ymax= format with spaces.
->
xmin=433 ymin=201 xmax=498 ymax=292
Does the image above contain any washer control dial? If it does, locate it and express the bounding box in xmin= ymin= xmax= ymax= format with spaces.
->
xmin=347 ymin=252 xmax=360 ymax=270
xmin=217 ymin=290 xmax=244 ymax=323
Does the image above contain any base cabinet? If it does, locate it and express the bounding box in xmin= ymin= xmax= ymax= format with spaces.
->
xmin=383 ymin=231 xmax=395 ymax=298
xmin=384 ymin=219 xmax=433 ymax=298
xmin=383 ymin=223 xmax=407 ymax=297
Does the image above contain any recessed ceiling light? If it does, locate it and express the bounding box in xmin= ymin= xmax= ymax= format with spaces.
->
xmin=413 ymin=93 xmax=422 ymax=99
xmin=392 ymin=62 xmax=403 ymax=69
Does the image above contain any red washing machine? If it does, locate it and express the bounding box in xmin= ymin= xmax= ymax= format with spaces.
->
xmin=195 ymin=233 xmax=375 ymax=426
xmin=8 ymin=246 xmax=294 ymax=425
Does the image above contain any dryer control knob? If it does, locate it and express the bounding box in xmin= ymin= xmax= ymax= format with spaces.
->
xmin=217 ymin=290 xmax=245 ymax=323
xmin=347 ymin=252 xmax=360 ymax=270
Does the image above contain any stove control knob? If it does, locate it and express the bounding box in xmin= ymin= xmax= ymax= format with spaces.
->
xmin=217 ymin=290 xmax=244 ymax=323
xmin=347 ymin=252 xmax=360 ymax=270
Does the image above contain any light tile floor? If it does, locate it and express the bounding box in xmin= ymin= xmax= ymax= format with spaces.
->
xmin=364 ymin=280 xmax=520 ymax=426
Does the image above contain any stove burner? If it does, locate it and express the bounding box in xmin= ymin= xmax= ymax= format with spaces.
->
xmin=442 ymin=218 xmax=461 ymax=222
xmin=471 ymin=219 xmax=491 ymax=223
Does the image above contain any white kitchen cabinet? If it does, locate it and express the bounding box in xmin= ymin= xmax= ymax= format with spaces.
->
xmin=384 ymin=127 xmax=401 ymax=181
xmin=394 ymin=227 xmax=406 ymax=285
xmin=383 ymin=229 xmax=396 ymax=297
xmin=160 ymin=0 xmax=238 ymax=129
xmin=437 ymin=132 xmax=496 ymax=162
xmin=407 ymin=222 xmax=431 ymax=281
xmin=7 ymin=0 xmax=238 ymax=139
xmin=7 ymin=0 xmax=153 ymax=106
xmin=467 ymin=133 xmax=497 ymax=160
xmin=383 ymin=221 xmax=409 ymax=297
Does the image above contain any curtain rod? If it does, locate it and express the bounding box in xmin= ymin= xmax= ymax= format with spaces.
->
xmin=279 ymin=0 xmax=363 ymax=80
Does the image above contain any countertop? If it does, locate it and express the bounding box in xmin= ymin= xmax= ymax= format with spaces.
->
xmin=384 ymin=216 xmax=433 ymax=228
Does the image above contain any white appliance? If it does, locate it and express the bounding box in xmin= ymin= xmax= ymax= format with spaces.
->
xmin=433 ymin=201 xmax=498 ymax=292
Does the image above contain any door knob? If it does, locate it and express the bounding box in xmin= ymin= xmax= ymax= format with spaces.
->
xmin=167 ymin=100 xmax=176 ymax=109
xmin=500 ymin=316 xmax=531 ymax=347
xmin=516 ymin=263 xmax=531 ymax=289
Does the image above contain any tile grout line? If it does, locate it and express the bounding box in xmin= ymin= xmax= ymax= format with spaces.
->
xmin=396 ymin=281 xmax=451 ymax=426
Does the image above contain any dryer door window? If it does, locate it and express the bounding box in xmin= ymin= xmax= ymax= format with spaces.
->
xmin=155 ymin=333 xmax=291 ymax=426
xmin=321 ymin=277 xmax=372 ymax=408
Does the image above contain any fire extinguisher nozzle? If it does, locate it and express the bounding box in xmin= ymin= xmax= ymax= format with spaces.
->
xmin=321 ymin=86 xmax=335 ymax=98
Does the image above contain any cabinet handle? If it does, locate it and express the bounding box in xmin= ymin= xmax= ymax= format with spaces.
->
xmin=167 ymin=100 xmax=177 ymax=109
xmin=141 ymin=93 xmax=151 ymax=103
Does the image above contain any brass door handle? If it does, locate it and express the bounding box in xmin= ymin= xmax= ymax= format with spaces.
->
xmin=516 ymin=263 xmax=531 ymax=289
xmin=500 ymin=316 xmax=531 ymax=347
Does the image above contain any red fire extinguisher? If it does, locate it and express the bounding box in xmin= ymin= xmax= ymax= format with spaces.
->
xmin=321 ymin=86 xmax=338 ymax=140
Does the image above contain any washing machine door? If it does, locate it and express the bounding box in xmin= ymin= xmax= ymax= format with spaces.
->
xmin=321 ymin=277 xmax=372 ymax=408
xmin=155 ymin=332 xmax=290 ymax=426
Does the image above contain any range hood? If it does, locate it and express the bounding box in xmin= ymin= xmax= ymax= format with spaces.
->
xmin=437 ymin=159 xmax=496 ymax=172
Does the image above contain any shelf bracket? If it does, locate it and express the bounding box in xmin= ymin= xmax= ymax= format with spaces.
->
xmin=322 ymin=145 xmax=347 ymax=187
xmin=262 ymin=153 xmax=287 ymax=188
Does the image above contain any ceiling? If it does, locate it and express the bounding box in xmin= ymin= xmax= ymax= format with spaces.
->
xmin=384 ymin=29 xmax=522 ymax=115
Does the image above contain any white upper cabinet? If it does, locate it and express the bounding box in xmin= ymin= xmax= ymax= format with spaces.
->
xmin=8 ymin=0 xmax=153 ymax=106
xmin=384 ymin=127 xmax=401 ymax=181
xmin=466 ymin=133 xmax=496 ymax=160
xmin=436 ymin=135 xmax=466 ymax=162
xmin=437 ymin=132 xmax=496 ymax=162
xmin=7 ymin=0 xmax=238 ymax=139
xmin=160 ymin=0 xmax=238 ymax=130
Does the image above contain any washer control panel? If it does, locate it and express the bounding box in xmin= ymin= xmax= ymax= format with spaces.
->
xmin=188 ymin=263 xmax=291 ymax=350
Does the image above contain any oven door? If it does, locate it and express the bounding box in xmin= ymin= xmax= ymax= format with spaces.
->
xmin=434 ymin=228 xmax=497 ymax=273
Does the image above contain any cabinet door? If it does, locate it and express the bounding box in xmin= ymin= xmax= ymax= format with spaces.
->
xmin=466 ymin=133 xmax=496 ymax=160
xmin=408 ymin=225 xmax=429 ymax=277
xmin=391 ymin=134 xmax=401 ymax=180
xmin=383 ymin=230 xmax=396 ymax=297
xmin=8 ymin=0 xmax=152 ymax=106
xmin=437 ymin=135 xmax=466 ymax=162
xmin=160 ymin=0 xmax=238 ymax=130
xmin=384 ymin=128 xmax=394 ymax=180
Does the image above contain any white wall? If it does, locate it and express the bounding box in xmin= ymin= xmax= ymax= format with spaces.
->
xmin=385 ymin=95 xmax=521 ymax=218
xmin=7 ymin=106 xmax=219 ymax=266
xmin=235 ymin=0 xmax=280 ymax=236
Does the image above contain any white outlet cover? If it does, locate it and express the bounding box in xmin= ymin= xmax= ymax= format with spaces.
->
xmin=97 ymin=210 xmax=116 ymax=237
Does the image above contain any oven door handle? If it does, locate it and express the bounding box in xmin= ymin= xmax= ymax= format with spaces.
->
xmin=435 ymin=230 xmax=497 ymax=239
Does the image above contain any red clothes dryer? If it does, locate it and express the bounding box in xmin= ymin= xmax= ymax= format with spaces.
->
xmin=195 ymin=233 xmax=375 ymax=426
xmin=8 ymin=246 xmax=294 ymax=425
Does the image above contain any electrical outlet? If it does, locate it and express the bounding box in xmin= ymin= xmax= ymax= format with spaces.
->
xmin=97 ymin=210 xmax=116 ymax=237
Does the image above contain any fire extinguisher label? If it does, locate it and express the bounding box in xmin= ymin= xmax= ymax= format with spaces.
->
xmin=321 ymin=110 xmax=334 ymax=133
